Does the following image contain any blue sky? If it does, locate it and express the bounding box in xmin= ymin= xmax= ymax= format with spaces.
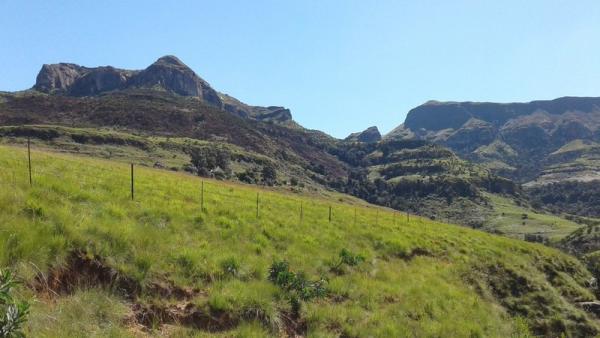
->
xmin=1 ymin=1 xmax=599 ymax=138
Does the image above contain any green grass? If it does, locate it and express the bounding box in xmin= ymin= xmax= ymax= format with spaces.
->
xmin=0 ymin=145 xmax=598 ymax=337
xmin=482 ymin=194 xmax=583 ymax=242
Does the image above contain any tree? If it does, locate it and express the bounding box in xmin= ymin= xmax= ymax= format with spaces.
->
xmin=189 ymin=147 xmax=231 ymax=178
xmin=261 ymin=164 xmax=277 ymax=185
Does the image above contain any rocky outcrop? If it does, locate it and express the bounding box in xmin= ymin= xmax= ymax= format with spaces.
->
xmin=34 ymin=63 xmax=87 ymax=93
xmin=345 ymin=126 xmax=381 ymax=143
xmin=220 ymin=93 xmax=293 ymax=123
xmin=129 ymin=56 xmax=221 ymax=106
xmin=33 ymin=55 xmax=221 ymax=107
xmin=68 ymin=67 xmax=136 ymax=96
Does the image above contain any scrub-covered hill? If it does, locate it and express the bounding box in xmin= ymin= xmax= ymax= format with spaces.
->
xmin=1 ymin=145 xmax=599 ymax=337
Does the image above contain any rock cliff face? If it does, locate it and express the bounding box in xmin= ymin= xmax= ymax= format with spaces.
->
xmin=34 ymin=63 xmax=88 ymax=93
xmin=128 ymin=55 xmax=221 ymax=106
xmin=32 ymin=55 xmax=292 ymax=123
xmin=345 ymin=126 xmax=382 ymax=143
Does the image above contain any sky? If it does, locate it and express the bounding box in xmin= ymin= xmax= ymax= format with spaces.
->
xmin=1 ymin=1 xmax=600 ymax=138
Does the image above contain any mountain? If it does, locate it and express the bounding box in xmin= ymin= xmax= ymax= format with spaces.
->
xmin=33 ymin=55 xmax=293 ymax=124
xmin=390 ymin=97 xmax=600 ymax=183
xmin=344 ymin=126 xmax=382 ymax=143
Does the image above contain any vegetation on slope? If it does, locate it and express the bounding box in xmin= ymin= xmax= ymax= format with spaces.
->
xmin=527 ymin=180 xmax=600 ymax=218
xmin=0 ymin=145 xmax=599 ymax=337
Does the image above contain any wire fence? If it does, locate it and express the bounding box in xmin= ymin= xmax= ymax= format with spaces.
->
xmin=1 ymin=140 xmax=427 ymax=229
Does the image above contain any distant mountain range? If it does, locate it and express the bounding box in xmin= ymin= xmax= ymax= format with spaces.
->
xmin=388 ymin=97 xmax=600 ymax=185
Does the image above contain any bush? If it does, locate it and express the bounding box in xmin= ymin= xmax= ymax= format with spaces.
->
xmin=220 ymin=257 xmax=240 ymax=277
xmin=189 ymin=147 xmax=231 ymax=178
xmin=261 ymin=164 xmax=277 ymax=185
xmin=1 ymin=269 xmax=29 ymax=338
xmin=268 ymin=261 xmax=327 ymax=317
xmin=331 ymin=248 xmax=365 ymax=274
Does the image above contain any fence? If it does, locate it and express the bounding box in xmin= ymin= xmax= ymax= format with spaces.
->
xmin=2 ymin=139 xmax=426 ymax=228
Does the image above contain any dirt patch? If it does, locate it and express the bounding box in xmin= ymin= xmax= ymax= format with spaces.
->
xmin=33 ymin=250 xmax=140 ymax=299
xmin=398 ymin=247 xmax=434 ymax=261
xmin=131 ymin=302 xmax=240 ymax=332
xmin=279 ymin=310 xmax=307 ymax=337
xmin=146 ymin=279 xmax=201 ymax=300
xmin=33 ymin=250 xmax=307 ymax=336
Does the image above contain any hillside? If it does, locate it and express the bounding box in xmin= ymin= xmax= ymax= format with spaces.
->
xmin=1 ymin=145 xmax=600 ymax=337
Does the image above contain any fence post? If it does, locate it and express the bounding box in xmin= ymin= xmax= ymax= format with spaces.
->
xmin=300 ymin=201 xmax=303 ymax=223
xmin=27 ymin=137 xmax=32 ymax=186
xmin=256 ymin=192 xmax=259 ymax=218
xmin=354 ymin=208 xmax=357 ymax=226
xmin=407 ymin=211 xmax=410 ymax=223
xmin=130 ymin=163 xmax=134 ymax=200
xmin=376 ymin=210 xmax=379 ymax=226
xmin=201 ymin=180 xmax=204 ymax=212
xmin=328 ymin=206 xmax=332 ymax=222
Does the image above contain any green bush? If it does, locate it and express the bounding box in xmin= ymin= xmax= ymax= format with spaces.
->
xmin=268 ymin=261 xmax=327 ymax=317
xmin=1 ymin=269 xmax=29 ymax=338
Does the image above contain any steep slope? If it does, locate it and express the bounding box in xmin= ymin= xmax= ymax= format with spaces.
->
xmin=2 ymin=145 xmax=600 ymax=337
xmin=0 ymin=89 xmax=349 ymax=186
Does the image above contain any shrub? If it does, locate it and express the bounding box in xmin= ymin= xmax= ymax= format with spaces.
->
xmin=189 ymin=147 xmax=231 ymax=178
xmin=331 ymin=248 xmax=365 ymax=274
xmin=268 ymin=261 xmax=327 ymax=317
xmin=0 ymin=269 xmax=29 ymax=338
xmin=261 ymin=164 xmax=277 ymax=185
xmin=220 ymin=257 xmax=240 ymax=277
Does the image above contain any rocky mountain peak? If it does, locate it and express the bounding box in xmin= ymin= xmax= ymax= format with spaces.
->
xmin=345 ymin=126 xmax=381 ymax=143
xmin=131 ymin=56 xmax=222 ymax=105
xmin=153 ymin=55 xmax=187 ymax=67
xmin=34 ymin=63 xmax=87 ymax=93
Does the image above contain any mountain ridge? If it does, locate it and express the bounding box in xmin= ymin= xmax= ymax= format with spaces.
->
xmin=33 ymin=55 xmax=294 ymax=124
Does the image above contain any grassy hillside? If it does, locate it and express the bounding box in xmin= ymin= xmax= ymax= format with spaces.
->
xmin=1 ymin=145 xmax=599 ymax=337
xmin=480 ymin=194 xmax=582 ymax=242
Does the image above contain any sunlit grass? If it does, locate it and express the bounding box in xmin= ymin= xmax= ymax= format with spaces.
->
xmin=0 ymin=145 xmax=596 ymax=337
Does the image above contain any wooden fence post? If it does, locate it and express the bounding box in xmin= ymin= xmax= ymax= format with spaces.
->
xmin=130 ymin=163 xmax=134 ymax=200
xmin=354 ymin=208 xmax=357 ymax=226
xmin=201 ymin=180 xmax=204 ymax=212
xmin=27 ymin=137 xmax=32 ymax=186
xmin=300 ymin=201 xmax=303 ymax=223
xmin=256 ymin=192 xmax=259 ymax=218
xmin=328 ymin=206 xmax=332 ymax=222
